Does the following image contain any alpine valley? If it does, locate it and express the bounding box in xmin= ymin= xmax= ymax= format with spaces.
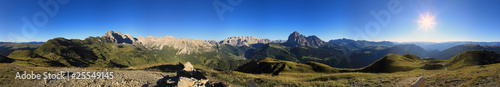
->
xmin=1 ymin=31 xmax=500 ymax=86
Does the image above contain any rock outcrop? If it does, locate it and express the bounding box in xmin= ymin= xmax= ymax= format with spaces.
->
xmin=102 ymin=30 xmax=138 ymax=44
xmin=136 ymin=36 xmax=214 ymax=55
xmin=164 ymin=62 xmax=210 ymax=87
xmin=205 ymin=40 xmax=220 ymax=46
xmin=220 ymin=36 xmax=271 ymax=46
xmin=283 ymin=31 xmax=324 ymax=47
xmin=101 ymin=30 xmax=214 ymax=55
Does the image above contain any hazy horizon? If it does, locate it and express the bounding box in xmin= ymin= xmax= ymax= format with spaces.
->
xmin=2 ymin=0 xmax=500 ymax=42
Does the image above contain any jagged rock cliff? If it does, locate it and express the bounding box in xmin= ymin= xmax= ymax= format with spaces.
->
xmin=102 ymin=30 xmax=213 ymax=55
xmin=102 ymin=30 xmax=138 ymax=44
xmin=102 ymin=30 xmax=286 ymax=55
xmin=283 ymin=31 xmax=324 ymax=47
xmin=136 ymin=36 xmax=214 ymax=55
xmin=164 ymin=62 xmax=210 ymax=87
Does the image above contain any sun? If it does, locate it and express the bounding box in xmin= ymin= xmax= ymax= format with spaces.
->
xmin=418 ymin=12 xmax=437 ymax=32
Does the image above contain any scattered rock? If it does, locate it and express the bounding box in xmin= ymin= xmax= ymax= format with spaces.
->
xmin=161 ymin=62 xmax=224 ymax=87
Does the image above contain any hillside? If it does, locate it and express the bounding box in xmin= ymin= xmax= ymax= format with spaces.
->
xmin=238 ymin=53 xmax=428 ymax=74
xmin=236 ymin=58 xmax=343 ymax=75
xmin=247 ymin=44 xmax=298 ymax=61
xmin=216 ymin=44 xmax=256 ymax=60
xmin=7 ymin=50 xmax=40 ymax=58
xmin=348 ymin=44 xmax=428 ymax=68
xmin=445 ymin=50 xmax=500 ymax=70
xmin=0 ymin=54 xmax=13 ymax=63
xmin=359 ymin=53 xmax=422 ymax=73
xmin=34 ymin=37 xmax=100 ymax=67
xmin=0 ymin=44 xmax=41 ymax=56
xmin=246 ymin=43 xmax=348 ymax=68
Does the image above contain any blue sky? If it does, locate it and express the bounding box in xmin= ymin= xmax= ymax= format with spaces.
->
xmin=1 ymin=0 xmax=500 ymax=42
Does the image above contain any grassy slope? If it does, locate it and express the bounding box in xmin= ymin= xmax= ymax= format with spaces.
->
xmin=426 ymin=63 xmax=500 ymax=86
xmin=247 ymin=43 xmax=347 ymax=68
xmin=239 ymin=53 xmax=426 ymax=75
xmin=203 ymin=62 xmax=500 ymax=87
xmin=201 ymin=64 xmax=444 ymax=86
xmin=201 ymin=51 xmax=500 ymax=86
xmin=217 ymin=44 xmax=255 ymax=59
xmin=349 ymin=44 xmax=427 ymax=68
xmin=237 ymin=58 xmax=344 ymax=75
xmin=6 ymin=50 xmax=65 ymax=67
xmin=358 ymin=53 xmax=422 ymax=73
xmin=445 ymin=50 xmax=500 ymax=70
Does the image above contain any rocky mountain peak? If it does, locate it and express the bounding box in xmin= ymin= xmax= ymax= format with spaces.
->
xmin=291 ymin=31 xmax=300 ymax=35
xmin=283 ymin=31 xmax=324 ymax=47
xmin=284 ymin=31 xmax=308 ymax=47
xmin=103 ymin=30 xmax=138 ymax=44
xmin=288 ymin=31 xmax=303 ymax=39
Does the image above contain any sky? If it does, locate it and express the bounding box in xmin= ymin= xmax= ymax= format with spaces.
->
xmin=1 ymin=0 xmax=500 ymax=42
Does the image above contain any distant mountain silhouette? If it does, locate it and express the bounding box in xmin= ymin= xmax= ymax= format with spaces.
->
xmin=430 ymin=44 xmax=491 ymax=59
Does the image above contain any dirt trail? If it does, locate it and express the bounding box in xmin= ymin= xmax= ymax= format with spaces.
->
xmin=395 ymin=76 xmax=421 ymax=86
xmin=394 ymin=73 xmax=439 ymax=86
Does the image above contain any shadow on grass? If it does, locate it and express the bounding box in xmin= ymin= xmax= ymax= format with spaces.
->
xmin=145 ymin=63 xmax=184 ymax=73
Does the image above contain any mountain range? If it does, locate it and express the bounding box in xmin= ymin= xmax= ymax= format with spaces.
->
xmin=3 ymin=30 xmax=500 ymax=86
xmin=397 ymin=41 xmax=500 ymax=51
xmin=2 ymin=30 xmax=500 ymax=69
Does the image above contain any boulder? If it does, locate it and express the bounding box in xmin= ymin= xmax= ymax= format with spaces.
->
xmin=183 ymin=62 xmax=195 ymax=72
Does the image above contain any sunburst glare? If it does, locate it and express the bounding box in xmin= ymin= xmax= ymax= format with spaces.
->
xmin=418 ymin=12 xmax=437 ymax=32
